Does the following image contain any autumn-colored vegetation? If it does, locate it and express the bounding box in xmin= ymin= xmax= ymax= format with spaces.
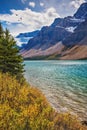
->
xmin=0 ymin=73 xmax=87 ymax=130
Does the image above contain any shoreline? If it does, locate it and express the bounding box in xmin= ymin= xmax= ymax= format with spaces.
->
xmin=24 ymin=60 xmax=87 ymax=122
xmin=29 ymin=83 xmax=87 ymax=124
xmin=0 ymin=72 xmax=87 ymax=129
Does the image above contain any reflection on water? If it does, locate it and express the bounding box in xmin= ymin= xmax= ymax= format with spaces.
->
xmin=24 ymin=60 xmax=87 ymax=120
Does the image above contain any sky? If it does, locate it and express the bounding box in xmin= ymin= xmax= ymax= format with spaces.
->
xmin=0 ymin=0 xmax=87 ymax=36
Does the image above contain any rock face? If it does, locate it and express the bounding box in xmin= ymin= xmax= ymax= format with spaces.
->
xmin=21 ymin=3 xmax=87 ymax=60
xmin=60 ymin=39 xmax=87 ymax=60
xmin=51 ymin=16 xmax=82 ymax=28
xmin=25 ymin=26 xmax=70 ymax=50
xmin=63 ymin=20 xmax=87 ymax=47
xmin=74 ymin=3 xmax=87 ymax=19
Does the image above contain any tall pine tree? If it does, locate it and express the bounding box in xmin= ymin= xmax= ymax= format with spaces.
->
xmin=0 ymin=23 xmax=24 ymax=80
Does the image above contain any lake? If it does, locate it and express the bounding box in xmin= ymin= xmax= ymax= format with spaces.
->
xmin=24 ymin=60 xmax=87 ymax=121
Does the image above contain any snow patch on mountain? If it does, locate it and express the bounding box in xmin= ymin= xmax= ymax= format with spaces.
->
xmin=70 ymin=18 xmax=85 ymax=23
xmin=66 ymin=26 xmax=77 ymax=33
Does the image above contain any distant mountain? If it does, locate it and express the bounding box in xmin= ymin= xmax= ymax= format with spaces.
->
xmin=21 ymin=3 xmax=87 ymax=60
xmin=17 ymin=30 xmax=39 ymax=38
xmin=16 ymin=30 xmax=39 ymax=47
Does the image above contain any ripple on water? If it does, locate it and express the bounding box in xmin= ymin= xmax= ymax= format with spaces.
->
xmin=24 ymin=60 xmax=87 ymax=120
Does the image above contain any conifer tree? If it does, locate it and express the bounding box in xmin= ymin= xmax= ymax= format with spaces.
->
xmin=0 ymin=22 xmax=4 ymax=38
xmin=0 ymin=23 xmax=24 ymax=79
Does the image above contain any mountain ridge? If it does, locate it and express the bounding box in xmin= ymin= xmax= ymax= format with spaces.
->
xmin=21 ymin=2 xmax=87 ymax=60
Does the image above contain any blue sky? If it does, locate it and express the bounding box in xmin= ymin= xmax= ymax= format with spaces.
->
xmin=0 ymin=0 xmax=87 ymax=36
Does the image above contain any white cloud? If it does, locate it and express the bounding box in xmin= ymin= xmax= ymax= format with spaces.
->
xmin=40 ymin=2 xmax=44 ymax=7
xmin=0 ymin=7 xmax=60 ymax=36
xmin=70 ymin=0 xmax=86 ymax=8
xmin=29 ymin=2 xmax=35 ymax=8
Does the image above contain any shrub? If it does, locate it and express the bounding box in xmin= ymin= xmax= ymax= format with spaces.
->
xmin=0 ymin=73 xmax=87 ymax=130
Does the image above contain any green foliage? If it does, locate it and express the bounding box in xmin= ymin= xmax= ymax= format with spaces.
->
xmin=0 ymin=23 xmax=24 ymax=80
xmin=0 ymin=23 xmax=4 ymax=38
xmin=0 ymin=73 xmax=86 ymax=130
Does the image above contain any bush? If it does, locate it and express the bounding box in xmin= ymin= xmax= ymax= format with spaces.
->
xmin=0 ymin=73 xmax=87 ymax=130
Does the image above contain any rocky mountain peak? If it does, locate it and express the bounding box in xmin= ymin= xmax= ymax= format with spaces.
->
xmin=74 ymin=2 xmax=87 ymax=19
xmin=21 ymin=2 xmax=87 ymax=60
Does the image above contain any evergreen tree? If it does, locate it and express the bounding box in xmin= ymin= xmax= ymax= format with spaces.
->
xmin=0 ymin=22 xmax=4 ymax=38
xmin=0 ymin=23 xmax=24 ymax=80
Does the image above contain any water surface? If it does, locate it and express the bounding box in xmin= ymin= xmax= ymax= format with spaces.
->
xmin=24 ymin=60 xmax=87 ymax=120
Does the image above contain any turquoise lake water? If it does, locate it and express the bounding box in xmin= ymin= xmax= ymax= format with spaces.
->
xmin=24 ymin=60 xmax=87 ymax=120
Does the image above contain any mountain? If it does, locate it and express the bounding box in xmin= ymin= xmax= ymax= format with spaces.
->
xmin=21 ymin=3 xmax=87 ymax=60
xmin=74 ymin=3 xmax=87 ymax=19
xmin=59 ymin=19 xmax=87 ymax=59
xmin=17 ymin=30 xmax=39 ymax=38
xmin=60 ymin=38 xmax=87 ymax=60
xmin=16 ymin=30 xmax=39 ymax=47
xmin=63 ymin=19 xmax=87 ymax=47
xmin=24 ymin=26 xmax=70 ymax=49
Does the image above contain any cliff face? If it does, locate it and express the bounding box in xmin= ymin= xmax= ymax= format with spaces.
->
xmin=25 ymin=26 xmax=70 ymax=50
xmin=21 ymin=3 xmax=87 ymax=60
xmin=59 ymin=20 xmax=87 ymax=60
xmin=74 ymin=3 xmax=87 ymax=19
xmin=60 ymin=35 xmax=87 ymax=60
xmin=62 ymin=20 xmax=87 ymax=47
